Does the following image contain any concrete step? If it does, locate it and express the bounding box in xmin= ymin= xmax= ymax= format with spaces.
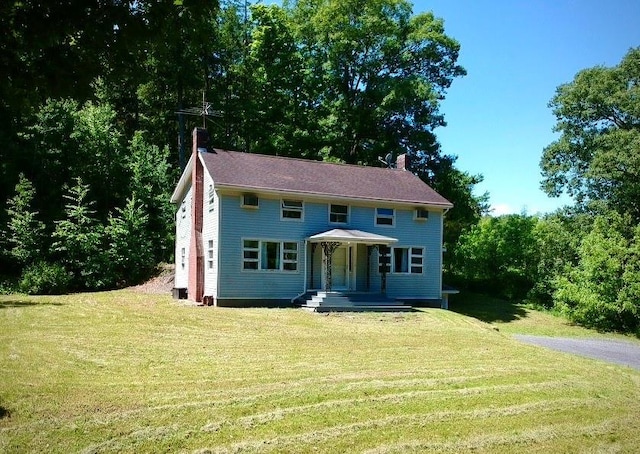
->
xmin=300 ymin=291 xmax=412 ymax=312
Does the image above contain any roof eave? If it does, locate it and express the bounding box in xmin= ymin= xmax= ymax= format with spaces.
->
xmin=214 ymin=183 xmax=453 ymax=210
xmin=170 ymin=154 xmax=196 ymax=204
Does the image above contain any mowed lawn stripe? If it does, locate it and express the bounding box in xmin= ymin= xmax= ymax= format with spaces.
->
xmin=1 ymin=291 xmax=639 ymax=453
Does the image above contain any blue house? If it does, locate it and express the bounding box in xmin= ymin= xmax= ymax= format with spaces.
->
xmin=171 ymin=128 xmax=453 ymax=310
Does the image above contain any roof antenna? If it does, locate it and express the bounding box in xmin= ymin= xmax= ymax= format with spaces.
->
xmin=176 ymin=92 xmax=223 ymax=170
xmin=378 ymin=153 xmax=395 ymax=168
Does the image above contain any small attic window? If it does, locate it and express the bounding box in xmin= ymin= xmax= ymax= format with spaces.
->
xmin=242 ymin=194 xmax=259 ymax=208
xmin=414 ymin=208 xmax=429 ymax=221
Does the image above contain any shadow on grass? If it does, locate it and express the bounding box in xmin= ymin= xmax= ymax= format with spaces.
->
xmin=448 ymin=292 xmax=528 ymax=323
xmin=0 ymin=406 xmax=10 ymax=419
xmin=0 ymin=299 xmax=63 ymax=309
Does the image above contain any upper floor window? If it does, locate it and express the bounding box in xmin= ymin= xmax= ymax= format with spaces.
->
xmin=242 ymin=194 xmax=259 ymax=208
xmin=329 ymin=204 xmax=348 ymax=223
xmin=181 ymin=200 xmax=187 ymax=219
xmin=208 ymin=185 xmax=215 ymax=212
xmin=281 ymin=199 xmax=303 ymax=220
xmin=414 ymin=208 xmax=429 ymax=221
xmin=375 ymin=208 xmax=395 ymax=226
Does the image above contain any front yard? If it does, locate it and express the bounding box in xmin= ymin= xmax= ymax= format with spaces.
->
xmin=1 ymin=290 xmax=639 ymax=452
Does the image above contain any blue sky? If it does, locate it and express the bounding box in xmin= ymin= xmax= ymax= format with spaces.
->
xmin=412 ymin=0 xmax=640 ymax=215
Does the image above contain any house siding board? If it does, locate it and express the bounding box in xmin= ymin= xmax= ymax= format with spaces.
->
xmin=203 ymin=170 xmax=219 ymax=298
xmin=218 ymin=194 xmax=308 ymax=299
xmin=174 ymin=185 xmax=193 ymax=289
xmin=216 ymin=191 xmax=443 ymax=300
xmin=376 ymin=209 xmax=442 ymax=299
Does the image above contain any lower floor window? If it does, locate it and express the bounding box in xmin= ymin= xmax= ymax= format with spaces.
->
xmin=243 ymin=239 xmax=298 ymax=272
xmin=381 ymin=246 xmax=424 ymax=274
xmin=207 ymin=240 xmax=214 ymax=269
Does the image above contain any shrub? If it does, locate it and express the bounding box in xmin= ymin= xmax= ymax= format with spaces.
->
xmin=19 ymin=261 xmax=71 ymax=295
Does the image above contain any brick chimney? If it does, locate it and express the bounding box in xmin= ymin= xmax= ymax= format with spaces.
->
xmin=188 ymin=127 xmax=207 ymax=303
xmin=396 ymin=153 xmax=410 ymax=171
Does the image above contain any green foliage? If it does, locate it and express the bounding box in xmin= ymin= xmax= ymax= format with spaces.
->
xmin=553 ymin=212 xmax=640 ymax=334
xmin=19 ymin=261 xmax=72 ymax=295
xmin=105 ymin=197 xmax=155 ymax=287
xmin=52 ymin=178 xmax=108 ymax=291
xmin=452 ymin=214 xmax=540 ymax=299
xmin=127 ymin=132 xmax=176 ymax=262
xmin=541 ymin=47 xmax=640 ymax=219
xmin=5 ymin=174 xmax=46 ymax=266
xmin=0 ymin=0 xmax=482 ymax=295
xmin=289 ymin=0 xmax=466 ymax=165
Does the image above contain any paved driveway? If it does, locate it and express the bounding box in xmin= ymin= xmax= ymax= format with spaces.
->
xmin=514 ymin=335 xmax=640 ymax=370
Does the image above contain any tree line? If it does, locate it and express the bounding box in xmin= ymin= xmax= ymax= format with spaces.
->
xmin=5 ymin=1 xmax=635 ymax=335
xmin=0 ymin=0 xmax=486 ymax=292
xmin=449 ymin=48 xmax=640 ymax=335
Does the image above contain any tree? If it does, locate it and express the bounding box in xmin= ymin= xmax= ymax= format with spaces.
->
xmin=289 ymin=0 xmax=466 ymax=165
xmin=5 ymin=174 xmax=46 ymax=267
xmin=52 ymin=178 xmax=107 ymax=291
xmin=529 ymin=208 xmax=591 ymax=307
xmin=452 ymin=214 xmax=540 ymax=299
xmin=105 ymin=197 xmax=154 ymax=286
xmin=541 ymin=47 xmax=640 ymax=219
xmin=127 ymin=132 xmax=176 ymax=262
xmin=553 ymin=211 xmax=640 ymax=333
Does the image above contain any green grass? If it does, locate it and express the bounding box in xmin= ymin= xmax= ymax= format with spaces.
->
xmin=449 ymin=292 xmax=640 ymax=340
xmin=1 ymin=291 xmax=639 ymax=453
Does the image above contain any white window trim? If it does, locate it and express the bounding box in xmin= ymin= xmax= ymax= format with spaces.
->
xmin=241 ymin=194 xmax=259 ymax=209
xmin=328 ymin=203 xmax=350 ymax=224
xmin=208 ymin=185 xmax=215 ymax=212
xmin=281 ymin=199 xmax=304 ymax=221
xmin=380 ymin=246 xmax=424 ymax=275
xmin=207 ymin=240 xmax=214 ymax=269
xmin=242 ymin=238 xmax=299 ymax=273
xmin=375 ymin=207 xmax=395 ymax=227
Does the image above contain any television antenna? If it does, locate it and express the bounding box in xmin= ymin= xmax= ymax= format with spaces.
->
xmin=378 ymin=152 xmax=395 ymax=168
xmin=176 ymin=92 xmax=223 ymax=170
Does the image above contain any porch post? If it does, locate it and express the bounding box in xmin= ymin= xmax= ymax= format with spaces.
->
xmin=379 ymin=244 xmax=389 ymax=295
xmin=321 ymin=241 xmax=340 ymax=292
xmin=310 ymin=243 xmax=317 ymax=289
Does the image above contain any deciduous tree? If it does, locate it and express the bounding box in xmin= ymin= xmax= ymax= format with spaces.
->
xmin=541 ymin=47 xmax=640 ymax=219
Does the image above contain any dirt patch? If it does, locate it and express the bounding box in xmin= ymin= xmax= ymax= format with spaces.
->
xmin=130 ymin=264 xmax=175 ymax=294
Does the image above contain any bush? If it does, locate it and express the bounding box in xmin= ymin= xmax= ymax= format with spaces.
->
xmin=19 ymin=261 xmax=71 ymax=295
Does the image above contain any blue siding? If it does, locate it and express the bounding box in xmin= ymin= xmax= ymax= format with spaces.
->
xmin=216 ymin=192 xmax=444 ymax=300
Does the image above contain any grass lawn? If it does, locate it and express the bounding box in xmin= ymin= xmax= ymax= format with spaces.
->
xmin=1 ymin=291 xmax=639 ymax=453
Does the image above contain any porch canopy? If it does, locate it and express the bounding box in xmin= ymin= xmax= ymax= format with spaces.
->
xmin=307 ymin=228 xmax=397 ymax=245
xmin=307 ymin=229 xmax=397 ymax=292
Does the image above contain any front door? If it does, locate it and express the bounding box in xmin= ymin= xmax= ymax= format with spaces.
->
xmin=331 ymin=246 xmax=349 ymax=290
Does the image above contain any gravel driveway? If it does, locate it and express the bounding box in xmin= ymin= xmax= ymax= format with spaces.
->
xmin=514 ymin=335 xmax=640 ymax=370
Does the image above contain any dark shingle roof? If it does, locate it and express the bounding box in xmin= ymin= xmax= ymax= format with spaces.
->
xmin=199 ymin=149 xmax=452 ymax=208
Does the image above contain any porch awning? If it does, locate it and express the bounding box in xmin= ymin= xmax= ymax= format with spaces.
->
xmin=307 ymin=229 xmax=397 ymax=245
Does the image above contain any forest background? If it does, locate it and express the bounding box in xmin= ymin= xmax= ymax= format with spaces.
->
xmin=1 ymin=0 xmax=639 ymax=335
